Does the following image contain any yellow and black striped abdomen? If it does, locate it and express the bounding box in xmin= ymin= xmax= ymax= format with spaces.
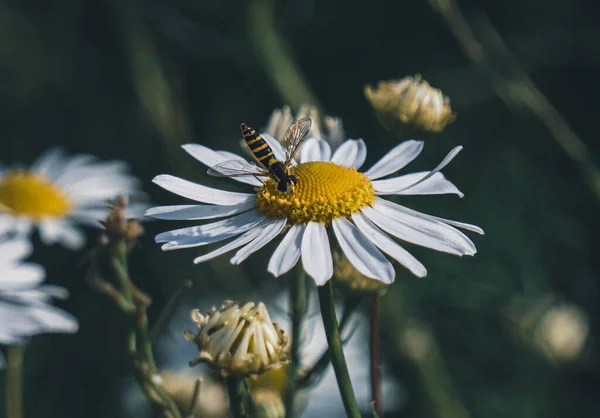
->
xmin=241 ymin=123 xmax=277 ymax=169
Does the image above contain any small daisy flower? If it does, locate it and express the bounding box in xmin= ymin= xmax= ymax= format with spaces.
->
xmin=147 ymin=130 xmax=483 ymax=286
xmin=0 ymin=237 xmax=78 ymax=366
xmin=0 ymin=149 xmax=143 ymax=249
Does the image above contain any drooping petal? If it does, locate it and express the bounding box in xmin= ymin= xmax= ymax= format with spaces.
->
xmin=332 ymin=217 xmax=395 ymax=284
xmin=301 ymin=222 xmax=333 ymax=286
xmin=299 ymin=138 xmax=332 ymax=163
xmin=0 ymin=265 xmax=46 ymax=290
xmin=152 ymin=175 xmax=254 ymax=206
xmin=330 ymin=139 xmax=367 ymax=169
xmin=362 ymin=198 xmax=476 ymax=256
xmin=39 ymin=220 xmax=85 ymax=250
xmin=194 ymin=219 xmax=274 ymax=263
xmin=364 ymin=140 xmax=424 ymax=180
xmin=268 ymin=224 xmax=305 ymax=277
xmin=372 ymin=171 xmax=463 ymax=197
xmin=145 ymin=201 xmax=255 ymax=221
xmin=352 ymin=212 xmax=427 ymax=278
xmin=182 ymin=144 xmax=263 ymax=186
xmin=394 ymin=146 xmax=462 ymax=193
xmin=157 ymin=210 xmax=265 ymax=250
xmin=230 ymin=218 xmax=287 ymax=264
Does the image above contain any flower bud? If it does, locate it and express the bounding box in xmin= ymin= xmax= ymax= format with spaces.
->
xmin=332 ymin=250 xmax=388 ymax=294
xmin=185 ymin=301 xmax=289 ymax=376
xmin=252 ymin=389 xmax=286 ymax=418
xmin=364 ymin=75 xmax=456 ymax=133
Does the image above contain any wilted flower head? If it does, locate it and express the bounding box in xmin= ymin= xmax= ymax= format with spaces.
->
xmin=100 ymin=195 xmax=144 ymax=249
xmin=365 ymin=75 xmax=456 ymax=133
xmin=185 ymin=301 xmax=289 ymax=376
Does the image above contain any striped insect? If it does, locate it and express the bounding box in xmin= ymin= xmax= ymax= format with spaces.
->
xmin=208 ymin=117 xmax=312 ymax=193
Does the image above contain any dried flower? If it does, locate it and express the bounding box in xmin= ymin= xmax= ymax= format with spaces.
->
xmin=185 ymin=301 xmax=289 ymax=376
xmin=333 ymin=250 xmax=388 ymax=294
xmin=364 ymin=75 xmax=456 ymax=133
xmin=100 ymin=195 xmax=144 ymax=249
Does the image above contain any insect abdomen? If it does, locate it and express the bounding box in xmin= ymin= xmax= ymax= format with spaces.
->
xmin=241 ymin=123 xmax=275 ymax=169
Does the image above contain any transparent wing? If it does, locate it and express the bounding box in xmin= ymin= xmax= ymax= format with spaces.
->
xmin=283 ymin=117 xmax=312 ymax=164
xmin=207 ymin=160 xmax=269 ymax=178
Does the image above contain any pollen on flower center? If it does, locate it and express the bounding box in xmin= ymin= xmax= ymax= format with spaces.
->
xmin=255 ymin=161 xmax=375 ymax=224
xmin=0 ymin=171 xmax=73 ymax=219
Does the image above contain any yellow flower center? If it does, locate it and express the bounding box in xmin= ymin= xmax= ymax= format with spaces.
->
xmin=256 ymin=161 xmax=375 ymax=224
xmin=0 ymin=171 xmax=73 ymax=219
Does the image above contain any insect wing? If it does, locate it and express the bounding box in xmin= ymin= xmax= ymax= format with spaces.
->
xmin=283 ymin=117 xmax=312 ymax=164
xmin=207 ymin=159 xmax=269 ymax=178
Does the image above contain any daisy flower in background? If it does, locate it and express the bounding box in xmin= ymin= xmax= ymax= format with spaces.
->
xmin=0 ymin=237 xmax=78 ymax=366
xmin=0 ymin=149 xmax=145 ymax=249
xmin=147 ymin=116 xmax=482 ymax=286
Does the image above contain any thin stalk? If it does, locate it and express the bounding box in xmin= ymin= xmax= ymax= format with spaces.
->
xmin=318 ymin=281 xmax=361 ymax=418
xmin=5 ymin=346 xmax=24 ymax=418
xmin=110 ymin=239 xmax=182 ymax=418
xmin=285 ymin=270 xmax=307 ymax=417
xmin=226 ymin=376 xmax=254 ymax=418
xmin=370 ymin=294 xmax=383 ymax=418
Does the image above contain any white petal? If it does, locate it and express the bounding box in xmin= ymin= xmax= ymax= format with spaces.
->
xmin=0 ymin=214 xmax=17 ymax=236
xmin=364 ymin=140 xmax=424 ymax=180
xmin=39 ymin=220 xmax=85 ymax=250
xmin=145 ymin=201 xmax=254 ymax=221
xmin=301 ymin=222 xmax=333 ymax=286
xmin=157 ymin=210 xmax=264 ymax=250
xmin=299 ymin=138 xmax=332 ymax=163
xmin=0 ymin=239 xmax=32 ymax=263
xmin=39 ymin=220 xmax=61 ymax=245
xmin=352 ymin=212 xmax=427 ymax=278
xmin=260 ymin=133 xmax=287 ymax=162
xmin=426 ymin=216 xmax=484 ymax=235
xmin=372 ymin=171 xmax=463 ymax=197
xmin=395 ymin=146 xmax=463 ymax=193
xmin=362 ymin=199 xmax=476 ymax=256
xmin=268 ymin=224 xmax=305 ymax=277
xmin=230 ymin=218 xmax=287 ymax=264
xmin=330 ymin=139 xmax=367 ymax=169
xmin=182 ymin=144 xmax=263 ymax=187
xmin=332 ymin=218 xmax=395 ymax=284
xmin=152 ymin=175 xmax=254 ymax=205
xmin=30 ymin=148 xmax=65 ymax=180
xmin=193 ymin=220 xmax=273 ymax=264
xmin=0 ymin=265 xmax=46 ymax=290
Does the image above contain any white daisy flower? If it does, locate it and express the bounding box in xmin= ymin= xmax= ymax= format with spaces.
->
xmin=0 ymin=149 xmax=143 ymax=249
xmin=0 ymin=237 xmax=78 ymax=366
xmin=147 ymin=132 xmax=483 ymax=286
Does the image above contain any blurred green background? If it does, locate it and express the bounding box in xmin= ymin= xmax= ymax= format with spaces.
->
xmin=1 ymin=0 xmax=600 ymax=417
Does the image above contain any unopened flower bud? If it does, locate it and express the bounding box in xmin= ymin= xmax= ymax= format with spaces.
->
xmin=333 ymin=251 xmax=388 ymax=294
xmin=185 ymin=301 xmax=289 ymax=376
xmin=100 ymin=195 xmax=144 ymax=248
xmin=364 ymin=75 xmax=456 ymax=133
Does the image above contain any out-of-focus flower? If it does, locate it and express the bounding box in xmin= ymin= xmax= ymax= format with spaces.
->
xmin=253 ymin=388 xmax=286 ymax=418
xmin=147 ymin=133 xmax=481 ymax=286
xmin=184 ymin=301 xmax=289 ymax=376
xmin=365 ymin=75 xmax=456 ymax=133
xmin=0 ymin=149 xmax=145 ymax=249
xmin=534 ymin=304 xmax=589 ymax=362
xmin=0 ymin=237 xmax=78 ymax=366
xmin=160 ymin=370 xmax=229 ymax=417
xmin=264 ymin=105 xmax=346 ymax=151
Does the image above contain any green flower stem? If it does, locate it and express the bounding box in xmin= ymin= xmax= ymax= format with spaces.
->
xmin=318 ymin=280 xmax=361 ymax=418
xmin=285 ymin=270 xmax=307 ymax=417
xmin=5 ymin=345 xmax=24 ymax=418
xmin=110 ymin=239 xmax=182 ymax=418
xmin=226 ymin=376 xmax=254 ymax=418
